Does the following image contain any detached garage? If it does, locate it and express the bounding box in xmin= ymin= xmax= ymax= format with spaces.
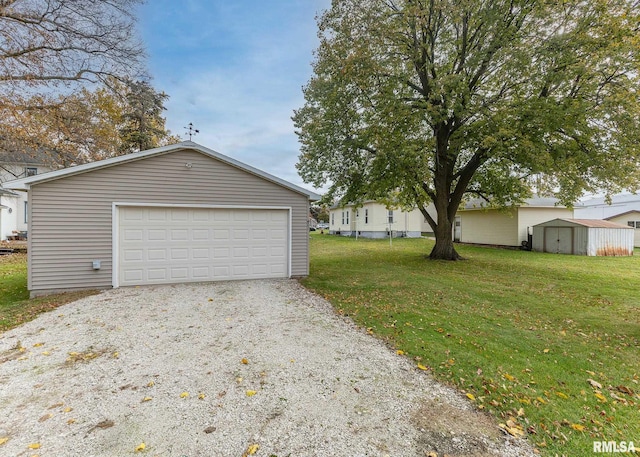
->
xmin=5 ymin=141 xmax=320 ymax=296
xmin=532 ymin=218 xmax=634 ymax=256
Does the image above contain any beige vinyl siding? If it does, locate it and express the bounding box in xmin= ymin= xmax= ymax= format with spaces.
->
xmin=517 ymin=207 xmax=573 ymax=244
xmin=606 ymin=212 xmax=640 ymax=247
xmin=28 ymin=149 xmax=310 ymax=293
xmin=459 ymin=208 xmax=519 ymax=246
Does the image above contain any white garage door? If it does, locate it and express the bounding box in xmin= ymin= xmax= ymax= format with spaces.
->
xmin=117 ymin=206 xmax=289 ymax=286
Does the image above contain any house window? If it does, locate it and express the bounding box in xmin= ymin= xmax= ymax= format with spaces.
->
xmin=628 ymin=221 xmax=640 ymax=228
xmin=388 ymin=210 xmax=394 ymax=224
xmin=331 ymin=213 xmax=334 ymax=225
xmin=356 ymin=209 xmax=359 ymax=218
xmin=24 ymin=201 xmax=28 ymax=223
xmin=341 ymin=211 xmax=344 ymax=225
xmin=365 ymin=209 xmax=369 ymax=224
xmin=25 ymin=167 xmax=38 ymax=177
xmin=345 ymin=210 xmax=349 ymax=224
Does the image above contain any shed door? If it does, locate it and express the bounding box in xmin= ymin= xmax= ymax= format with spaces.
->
xmin=544 ymin=227 xmax=573 ymax=254
xmin=117 ymin=207 xmax=289 ymax=286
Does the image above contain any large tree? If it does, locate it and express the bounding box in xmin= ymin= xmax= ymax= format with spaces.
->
xmin=294 ymin=0 xmax=640 ymax=259
xmin=0 ymin=0 xmax=145 ymax=97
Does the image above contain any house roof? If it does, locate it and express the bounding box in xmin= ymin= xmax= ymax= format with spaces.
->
xmin=558 ymin=218 xmax=631 ymax=228
xmin=580 ymin=193 xmax=640 ymax=206
xmin=461 ymin=196 xmax=574 ymax=210
xmin=604 ymin=210 xmax=640 ymax=220
xmin=4 ymin=141 xmax=321 ymax=200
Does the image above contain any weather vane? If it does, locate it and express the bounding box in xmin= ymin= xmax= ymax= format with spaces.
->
xmin=184 ymin=122 xmax=199 ymax=141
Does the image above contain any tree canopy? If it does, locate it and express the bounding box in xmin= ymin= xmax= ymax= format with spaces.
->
xmin=294 ymin=0 xmax=640 ymax=259
xmin=0 ymin=0 xmax=145 ymax=97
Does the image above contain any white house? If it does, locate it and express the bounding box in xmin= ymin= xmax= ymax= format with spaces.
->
xmin=456 ymin=197 xmax=575 ymax=248
xmin=575 ymin=194 xmax=640 ymax=247
xmin=0 ymin=150 xmax=55 ymax=240
xmin=329 ymin=201 xmax=434 ymax=238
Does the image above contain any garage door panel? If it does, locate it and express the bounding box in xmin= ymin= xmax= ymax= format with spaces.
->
xmin=118 ymin=207 xmax=288 ymax=286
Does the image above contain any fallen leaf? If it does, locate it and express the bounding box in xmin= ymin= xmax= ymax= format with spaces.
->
xmin=147 ymin=381 xmax=155 ymax=387
xmin=28 ymin=443 xmax=41 ymax=449
xmin=246 ymin=390 xmax=257 ymax=397
xmin=67 ymin=419 xmax=76 ymax=424
xmin=543 ymin=348 xmax=550 ymax=353
xmin=0 ymin=437 xmax=8 ymax=445
xmin=203 ymin=426 xmax=216 ymax=434
xmin=556 ymin=391 xmax=569 ymax=399
xmin=417 ymin=364 xmax=429 ymax=371
xmin=63 ymin=407 xmax=73 ymax=413
xmin=33 ymin=343 xmax=44 ymax=347
xmin=180 ymin=392 xmax=189 ymax=398
xmin=38 ymin=413 xmax=52 ymax=422
xmin=595 ymin=392 xmax=607 ymax=402
xmin=616 ymin=385 xmax=634 ymax=396
xmin=570 ymin=423 xmax=585 ymax=432
xmin=396 ymin=350 xmax=404 ymax=355
xmin=587 ymin=379 xmax=602 ymax=389
xmin=244 ymin=444 xmax=259 ymax=456
xmin=517 ymin=408 xmax=525 ymax=417
xmin=208 ymin=298 xmax=213 ymax=302
xmin=241 ymin=358 xmax=249 ymax=365
xmin=503 ymin=373 xmax=515 ymax=382
xmin=112 ymin=352 xmax=119 ymax=358
xmin=134 ymin=442 xmax=145 ymax=452
xmin=466 ymin=393 xmax=476 ymax=401
xmin=42 ymin=351 xmax=50 ymax=356
xmin=141 ymin=397 xmax=152 ymax=402
xmin=198 ymin=393 xmax=206 ymax=400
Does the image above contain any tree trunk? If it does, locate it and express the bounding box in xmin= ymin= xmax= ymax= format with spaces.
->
xmin=429 ymin=215 xmax=463 ymax=260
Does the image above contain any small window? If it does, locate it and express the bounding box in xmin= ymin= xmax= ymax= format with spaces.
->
xmin=341 ymin=211 xmax=344 ymax=225
xmin=356 ymin=209 xmax=359 ymax=218
xmin=24 ymin=201 xmax=28 ymax=223
xmin=25 ymin=167 xmax=38 ymax=177
xmin=388 ymin=210 xmax=394 ymax=224
xmin=331 ymin=213 xmax=335 ymax=225
xmin=627 ymin=221 xmax=640 ymax=228
xmin=346 ymin=210 xmax=349 ymax=224
xmin=365 ymin=209 xmax=369 ymax=224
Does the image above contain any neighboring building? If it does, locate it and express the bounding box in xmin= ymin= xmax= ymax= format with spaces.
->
xmin=604 ymin=211 xmax=640 ymax=247
xmin=329 ymin=201 xmax=434 ymax=238
xmin=0 ymin=188 xmax=19 ymax=240
xmin=456 ymin=197 xmax=574 ymax=248
xmin=5 ymin=141 xmax=320 ymax=296
xmin=575 ymin=194 xmax=640 ymax=248
xmin=532 ymin=219 xmax=634 ymax=256
xmin=0 ymin=150 xmax=56 ymax=238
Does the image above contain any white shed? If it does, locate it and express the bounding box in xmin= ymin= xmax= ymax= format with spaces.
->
xmin=532 ymin=219 xmax=634 ymax=256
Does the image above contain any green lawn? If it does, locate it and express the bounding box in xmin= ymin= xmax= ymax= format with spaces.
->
xmin=303 ymin=233 xmax=640 ymax=457
xmin=0 ymin=254 xmax=98 ymax=332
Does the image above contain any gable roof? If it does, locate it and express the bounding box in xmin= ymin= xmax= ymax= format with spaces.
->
xmin=4 ymin=141 xmax=321 ymax=200
xmin=461 ymin=196 xmax=575 ymax=210
xmin=604 ymin=210 xmax=640 ymax=220
xmin=553 ymin=218 xmax=631 ymax=228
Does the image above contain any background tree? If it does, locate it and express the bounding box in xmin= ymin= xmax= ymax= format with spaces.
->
xmin=0 ymin=80 xmax=179 ymax=169
xmin=0 ymin=0 xmax=145 ymax=98
xmin=119 ymin=80 xmax=172 ymax=153
xmin=294 ymin=0 xmax=640 ymax=260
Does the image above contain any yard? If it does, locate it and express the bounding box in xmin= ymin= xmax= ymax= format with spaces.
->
xmin=303 ymin=233 xmax=639 ymax=457
xmin=0 ymin=254 xmax=97 ymax=331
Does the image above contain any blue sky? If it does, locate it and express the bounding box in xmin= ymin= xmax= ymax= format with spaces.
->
xmin=137 ymin=1 xmax=330 ymax=193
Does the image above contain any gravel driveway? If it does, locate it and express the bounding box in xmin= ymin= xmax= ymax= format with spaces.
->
xmin=0 ymin=280 xmax=535 ymax=457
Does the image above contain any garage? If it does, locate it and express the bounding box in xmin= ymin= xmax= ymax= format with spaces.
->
xmin=117 ymin=206 xmax=289 ymax=286
xmin=5 ymin=141 xmax=319 ymax=296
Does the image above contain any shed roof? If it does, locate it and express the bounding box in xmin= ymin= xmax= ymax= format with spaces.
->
xmin=3 ymin=141 xmax=321 ymax=200
xmin=538 ymin=218 xmax=632 ymax=229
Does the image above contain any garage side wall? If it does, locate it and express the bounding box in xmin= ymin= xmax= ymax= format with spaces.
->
xmin=28 ymin=149 xmax=310 ymax=293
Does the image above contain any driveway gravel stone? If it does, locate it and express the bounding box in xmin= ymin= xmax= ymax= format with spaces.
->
xmin=0 ymin=279 xmax=536 ymax=457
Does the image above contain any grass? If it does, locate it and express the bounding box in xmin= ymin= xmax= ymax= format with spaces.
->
xmin=0 ymin=254 xmax=98 ymax=332
xmin=303 ymin=233 xmax=640 ymax=457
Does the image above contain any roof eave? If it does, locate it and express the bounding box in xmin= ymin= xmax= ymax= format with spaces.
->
xmin=3 ymin=141 xmax=321 ymax=200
